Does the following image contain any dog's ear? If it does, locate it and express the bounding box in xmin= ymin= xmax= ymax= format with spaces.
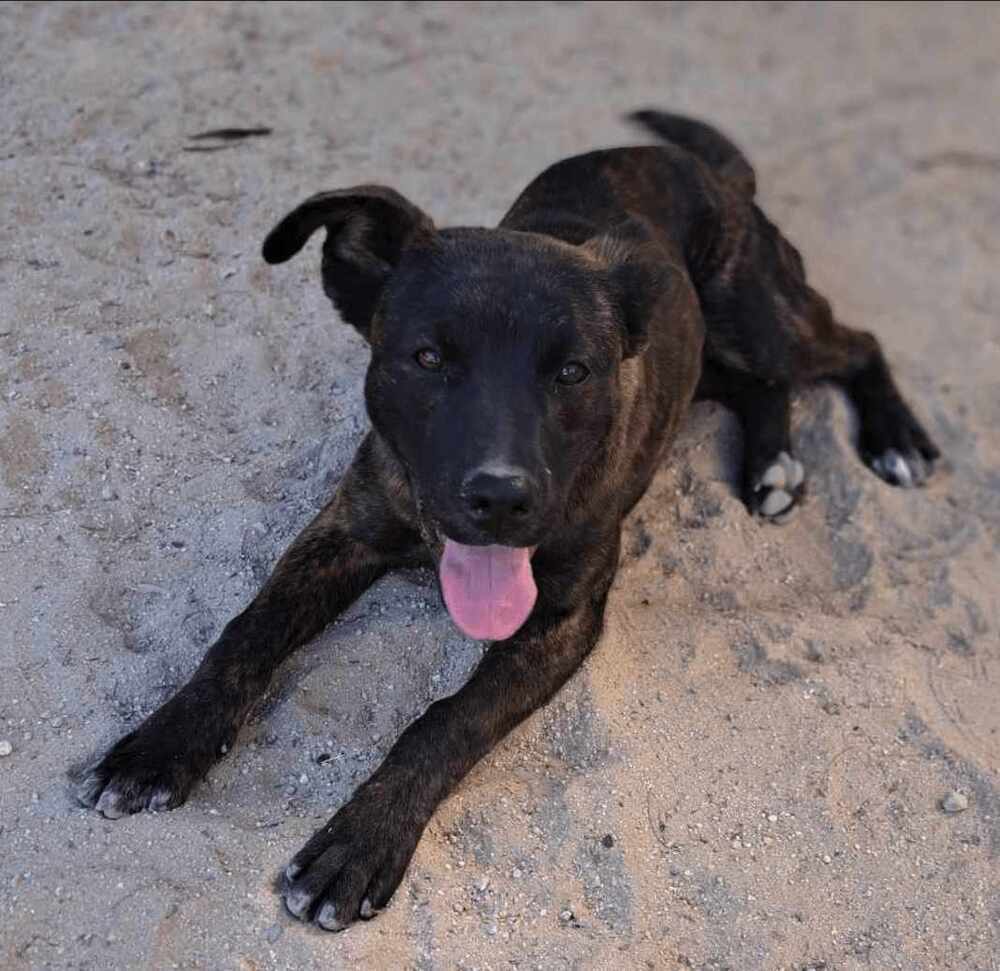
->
xmin=262 ymin=185 xmax=435 ymax=338
xmin=583 ymin=219 xmax=678 ymax=359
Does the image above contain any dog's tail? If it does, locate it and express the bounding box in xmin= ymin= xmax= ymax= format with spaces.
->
xmin=627 ymin=109 xmax=756 ymax=200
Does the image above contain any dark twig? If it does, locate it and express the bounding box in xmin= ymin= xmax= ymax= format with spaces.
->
xmin=188 ymin=127 xmax=273 ymax=141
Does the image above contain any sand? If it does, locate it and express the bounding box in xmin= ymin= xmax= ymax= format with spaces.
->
xmin=1 ymin=2 xmax=998 ymax=968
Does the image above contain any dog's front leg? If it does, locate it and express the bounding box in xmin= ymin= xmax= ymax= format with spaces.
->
xmin=282 ymin=543 xmax=618 ymax=931
xmin=75 ymin=434 xmax=420 ymax=818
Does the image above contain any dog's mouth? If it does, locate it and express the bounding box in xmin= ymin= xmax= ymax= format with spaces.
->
xmin=439 ymin=540 xmax=538 ymax=641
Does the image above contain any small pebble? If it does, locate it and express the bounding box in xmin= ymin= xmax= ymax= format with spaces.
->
xmin=262 ymin=924 xmax=282 ymax=944
xmin=559 ymin=909 xmax=574 ymax=922
xmin=100 ymin=484 xmax=117 ymax=501
xmin=822 ymin=854 xmax=832 ymax=864
xmin=941 ymin=791 xmax=969 ymax=814
xmin=805 ymin=641 xmax=828 ymax=663
xmin=0 ymin=740 xmax=12 ymax=757
xmin=512 ymin=867 xmax=522 ymax=879
xmin=601 ymin=833 xmax=615 ymax=848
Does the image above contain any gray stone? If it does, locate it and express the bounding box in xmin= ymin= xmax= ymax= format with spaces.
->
xmin=941 ymin=791 xmax=969 ymax=814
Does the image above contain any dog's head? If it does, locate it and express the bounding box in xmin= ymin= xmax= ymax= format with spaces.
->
xmin=264 ymin=187 xmax=673 ymax=638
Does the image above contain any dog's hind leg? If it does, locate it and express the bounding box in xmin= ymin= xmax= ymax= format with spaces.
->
xmin=699 ymin=207 xmax=939 ymax=492
xmin=791 ymin=291 xmax=940 ymax=487
xmin=635 ymin=109 xmax=938 ymax=485
xmin=696 ymin=363 xmax=805 ymax=521
xmin=74 ymin=433 xmax=421 ymax=818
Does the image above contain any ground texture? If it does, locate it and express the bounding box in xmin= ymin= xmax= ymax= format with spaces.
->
xmin=2 ymin=2 xmax=999 ymax=969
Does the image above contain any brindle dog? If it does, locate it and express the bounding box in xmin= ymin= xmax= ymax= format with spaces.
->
xmin=75 ymin=112 xmax=938 ymax=930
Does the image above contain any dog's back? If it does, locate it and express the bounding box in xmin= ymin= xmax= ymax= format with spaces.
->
xmin=628 ymin=109 xmax=757 ymax=200
xmin=499 ymin=112 xmax=755 ymax=276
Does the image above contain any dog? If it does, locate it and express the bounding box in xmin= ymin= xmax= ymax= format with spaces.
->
xmin=74 ymin=111 xmax=939 ymax=931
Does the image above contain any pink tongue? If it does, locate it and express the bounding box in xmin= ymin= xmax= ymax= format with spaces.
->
xmin=439 ymin=540 xmax=537 ymax=641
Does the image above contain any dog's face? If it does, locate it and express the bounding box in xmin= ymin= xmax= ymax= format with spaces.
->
xmin=366 ymin=230 xmax=622 ymax=549
xmin=264 ymin=186 xmax=671 ymax=638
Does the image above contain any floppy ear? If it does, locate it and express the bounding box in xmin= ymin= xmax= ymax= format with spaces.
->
xmin=583 ymin=219 xmax=678 ymax=359
xmin=262 ymin=185 xmax=435 ymax=338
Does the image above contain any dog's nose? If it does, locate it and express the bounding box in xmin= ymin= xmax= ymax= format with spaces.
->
xmin=463 ymin=467 xmax=537 ymax=528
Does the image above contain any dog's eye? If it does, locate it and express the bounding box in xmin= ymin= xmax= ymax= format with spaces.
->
xmin=556 ymin=362 xmax=589 ymax=386
xmin=415 ymin=348 xmax=443 ymax=371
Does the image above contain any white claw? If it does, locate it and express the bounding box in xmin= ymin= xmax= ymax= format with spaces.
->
xmin=283 ymin=887 xmax=312 ymax=919
xmin=760 ymin=464 xmax=786 ymax=489
xmin=317 ymin=902 xmax=346 ymax=931
xmin=882 ymin=449 xmax=913 ymax=488
xmin=760 ymin=488 xmax=794 ymax=517
xmin=96 ymin=788 xmax=125 ymax=820
xmin=149 ymin=787 xmax=174 ymax=812
xmin=775 ymin=452 xmax=805 ymax=489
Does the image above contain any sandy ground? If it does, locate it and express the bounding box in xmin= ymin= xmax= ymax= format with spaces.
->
xmin=2 ymin=2 xmax=999 ymax=969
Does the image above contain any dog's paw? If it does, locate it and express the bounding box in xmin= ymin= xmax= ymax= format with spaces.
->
xmin=73 ymin=725 xmax=202 ymax=818
xmin=868 ymin=445 xmax=935 ymax=488
xmin=749 ymin=451 xmax=805 ymax=523
xmin=74 ymin=684 xmax=229 ymax=818
xmin=282 ymin=778 xmax=426 ymax=931
xmin=870 ymin=448 xmax=918 ymax=488
xmin=861 ymin=399 xmax=939 ymax=488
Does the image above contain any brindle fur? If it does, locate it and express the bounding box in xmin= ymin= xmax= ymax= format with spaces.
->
xmin=74 ymin=111 xmax=938 ymax=931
